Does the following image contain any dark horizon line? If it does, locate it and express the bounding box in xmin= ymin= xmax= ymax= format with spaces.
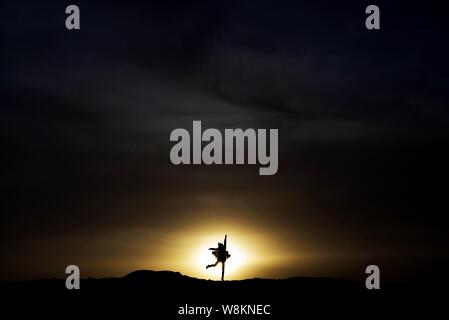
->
xmin=0 ymin=269 xmax=358 ymax=283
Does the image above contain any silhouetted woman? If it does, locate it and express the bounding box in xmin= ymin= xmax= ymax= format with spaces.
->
xmin=206 ymin=235 xmax=231 ymax=280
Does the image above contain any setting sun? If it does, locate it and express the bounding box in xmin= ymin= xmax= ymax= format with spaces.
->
xmin=135 ymin=218 xmax=304 ymax=281
xmin=147 ymin=221 xmax=303 ymax=281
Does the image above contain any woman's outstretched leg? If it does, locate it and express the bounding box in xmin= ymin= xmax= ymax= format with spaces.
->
xmin=206 ymin=261 xmax=219 ymax=269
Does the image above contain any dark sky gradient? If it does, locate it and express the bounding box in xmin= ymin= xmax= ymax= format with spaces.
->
xmin=1 ymin=0 xmax=448 ymax=281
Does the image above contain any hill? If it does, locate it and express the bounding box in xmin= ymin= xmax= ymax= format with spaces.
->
xmin=0 ymin=270 xmax=421 ymax=318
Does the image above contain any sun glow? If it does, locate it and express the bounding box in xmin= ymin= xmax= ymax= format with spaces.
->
xmin=176 ymin=227 xmax=285 ymax=280
xmin=143 ymin=221 xmax=302 ymax=281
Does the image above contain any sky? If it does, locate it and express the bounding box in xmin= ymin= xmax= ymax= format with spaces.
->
xmin=1 ymin=0 xmax=449 ymax=281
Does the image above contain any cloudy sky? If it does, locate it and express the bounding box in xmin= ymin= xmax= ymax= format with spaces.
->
xmin=1 ymin=0 xmax=448 ymax=281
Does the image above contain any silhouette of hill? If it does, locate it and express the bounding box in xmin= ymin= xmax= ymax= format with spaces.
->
xmin=0 ymin=270 xmax=438 ymax=318
xmin=1 ymin=269 xmax=364 ymax=297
